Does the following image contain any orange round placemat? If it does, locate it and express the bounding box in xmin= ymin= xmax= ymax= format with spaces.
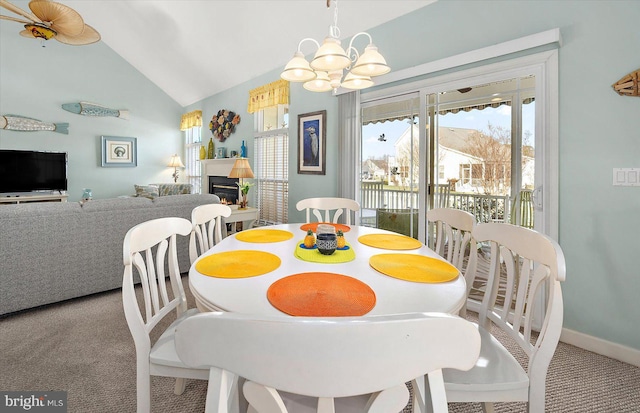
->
xmin=267 ymin=272 xmax=376 ymax=316
xmin=235 ymin=229 xmax=294 ymax=243
xmin=358 ymin=233 xmax=422 ymax=250
xmin=195 ymin=250 xmax=281 ymax=278
xmin=369 ymin=254 xmax=459 ymax=283
xmin=300 ymin=222 xmax=351 ymax=233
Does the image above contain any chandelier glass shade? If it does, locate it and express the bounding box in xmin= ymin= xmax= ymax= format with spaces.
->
xmin=280 ymin=1 xmax=389 ymax=92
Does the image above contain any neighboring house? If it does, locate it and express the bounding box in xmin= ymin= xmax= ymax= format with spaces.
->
xmin=361 ymin=158 xmax=388 ymax=181
xmin=392 ymin=125 xmax=534 ymax=195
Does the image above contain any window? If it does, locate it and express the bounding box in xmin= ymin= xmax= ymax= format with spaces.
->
xmin=184 ymin=126 xmax=202 ymax=193
xmin=254 ymin=104 xmax=289 ymax=224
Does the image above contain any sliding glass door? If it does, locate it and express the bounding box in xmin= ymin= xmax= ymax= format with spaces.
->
xmin=358 ymin=55 xmax=554 ymax=244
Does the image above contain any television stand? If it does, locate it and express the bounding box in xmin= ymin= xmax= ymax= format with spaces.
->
xmin=0 ymin=193 xmax=68 ymax=205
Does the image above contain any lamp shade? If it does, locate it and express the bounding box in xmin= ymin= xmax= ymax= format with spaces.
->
xmin=341 ymin=71 xmax=374 ymax=90
xmin=281 ymin=51 xmax=317 ymax=82
xmin=304 ymin=71 xmax=333 ymax=92
xmin=350 ymin=44 xmax=390 ymax=77
xmin=310 ymin=37 xmax=350 ymax=72
xmin=228 ymin=158 xmax=254 ymax=179
xmin=167 ymin=154 xmax=185 ymax=168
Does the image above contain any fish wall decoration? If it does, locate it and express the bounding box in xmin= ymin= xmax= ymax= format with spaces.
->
xmin=1 ymin=114 xmax=68 ymax=134
xmin=612 ymin=69 xmax=639 ymax=97
xmin=62 ymin=102 xmax=129 ymax=119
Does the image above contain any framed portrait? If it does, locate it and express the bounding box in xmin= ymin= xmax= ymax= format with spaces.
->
xmin=101 ymin=136 xmax=137 ymax=167
xmin=298 ymin=110 xmax=326 ymax=175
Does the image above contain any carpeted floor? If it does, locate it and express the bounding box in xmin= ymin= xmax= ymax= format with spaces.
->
xmin=1 ymin=277 xmax=639 ymax=413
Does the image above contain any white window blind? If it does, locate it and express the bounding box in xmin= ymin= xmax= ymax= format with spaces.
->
xmin=184 ymin=127 xmax=202 ymax=193
xmin=254 ymin=130 xmax=288 ymax=224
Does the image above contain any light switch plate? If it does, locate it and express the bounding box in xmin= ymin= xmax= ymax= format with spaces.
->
xmin=613 ymin=168 xmax=640 ymax=186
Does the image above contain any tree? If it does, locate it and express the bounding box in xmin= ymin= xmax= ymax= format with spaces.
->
xmin=465 ymin=123 xmax=511 ymax=195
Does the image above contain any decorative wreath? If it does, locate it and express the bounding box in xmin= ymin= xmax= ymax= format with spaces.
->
xmin=209 ymin=109 xmax=241 ymax=142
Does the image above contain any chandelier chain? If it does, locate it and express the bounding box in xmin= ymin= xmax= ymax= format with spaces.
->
xmin=330 ymin=0 xmax=340 ymax=39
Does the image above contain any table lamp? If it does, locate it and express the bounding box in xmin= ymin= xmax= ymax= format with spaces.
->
xmin=168 ymin=154 xmax=185 ymax=183
xmin=228 ymin=158 xmax=254 ymax=208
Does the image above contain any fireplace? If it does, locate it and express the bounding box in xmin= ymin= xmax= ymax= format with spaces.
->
xmin=209 ymin=176 xmax=239 ymax=205
xmin=200 ymin=159 xmax=239 ymax=205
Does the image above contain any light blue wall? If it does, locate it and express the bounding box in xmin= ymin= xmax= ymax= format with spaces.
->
xmin=189 ymin=0 xmax=640 ymax=351
xmin=0 ymin=1 xmax=184 ymax=201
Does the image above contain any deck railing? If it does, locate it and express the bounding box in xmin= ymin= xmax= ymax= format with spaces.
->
xmin=360 ymin=181 xmax=512 ymax=224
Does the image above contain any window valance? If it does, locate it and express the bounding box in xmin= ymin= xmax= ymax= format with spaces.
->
xmin=247 ymin=79 xmax=289 ymax=114
xmin=180 ymin=110 xmax=202 ymax=131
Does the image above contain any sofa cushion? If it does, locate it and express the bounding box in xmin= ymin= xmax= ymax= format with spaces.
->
xmin=153 ymin=183 xmax=193 ymax=196
xmin=134 ymin=184 xmax=159 ymax=199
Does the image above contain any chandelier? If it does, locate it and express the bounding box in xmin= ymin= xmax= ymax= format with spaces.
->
xmin=280 ymin=0 xmax=390 ymax=93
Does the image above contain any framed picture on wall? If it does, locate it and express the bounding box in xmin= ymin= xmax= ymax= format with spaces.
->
xmin=101 ymin=136 xmax=137 ymax=167
xmin=298 ymin=110 xmax=326 ymax=175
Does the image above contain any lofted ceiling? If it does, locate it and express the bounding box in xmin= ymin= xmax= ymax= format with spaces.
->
xmin=53 ymin=0 xmax=436 ymax=107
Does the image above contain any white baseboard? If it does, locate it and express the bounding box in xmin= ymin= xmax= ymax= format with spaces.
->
xmin=561 ymin=328 xmax=640 ymax=368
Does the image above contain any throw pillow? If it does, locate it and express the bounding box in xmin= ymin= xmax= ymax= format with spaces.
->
xmin=134 ymin=184 xmax=159 ymax=199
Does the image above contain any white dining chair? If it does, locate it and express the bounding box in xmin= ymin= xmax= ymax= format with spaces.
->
xmin=427 ymin=207 xmax=477 ymax=317
xmin=296 ymin=197 xmax=360 ymax=225
xmin=122 ymin=217 xmax=211 ymax=413
xmin=175 ymin=311 xmax=480 ymax=413
xmin=190 ymin=203 xmax=232 ymax=265
xmin=437 ymin=222 xmax=566 ymax=413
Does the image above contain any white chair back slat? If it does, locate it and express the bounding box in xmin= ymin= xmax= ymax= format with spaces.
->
xmin=144 ymin=246 xmax=161 ymax=315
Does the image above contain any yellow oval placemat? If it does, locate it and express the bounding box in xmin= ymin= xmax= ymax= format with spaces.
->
xmin=267 ymin=272 xmax=376 ymax=316
xmin=235 ymin=229 xmax=294 ymax=243
xmin=294 ymin=241 xmax=355 ymax=263
xmin=196 ymin=250 xmax=281 ymax=278
xmin=358 ymin=233 xmax=422 ymax=250
xmin=369 ymin=254 xmax=459 ymax=283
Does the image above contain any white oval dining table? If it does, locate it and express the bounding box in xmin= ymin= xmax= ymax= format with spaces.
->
xmin=188 ymin=223 xmax=467 ymax=316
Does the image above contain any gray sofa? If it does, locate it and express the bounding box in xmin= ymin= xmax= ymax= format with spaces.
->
xmin=0 ymin=193 xmax=220 ymax=316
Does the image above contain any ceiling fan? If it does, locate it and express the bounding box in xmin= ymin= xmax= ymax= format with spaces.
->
xmin=0 ymin=0 xmax=100 ymax=45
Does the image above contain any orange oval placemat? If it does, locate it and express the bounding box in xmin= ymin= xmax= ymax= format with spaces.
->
xmin=235 ymin=229 xmax=294 ymax=243
xmin=195 ymin=250 xmax=281 ymax=278
xmin=300 ymin=222 xmax=351 ymax=233
xmin=267 ymin=272 xmax=376 ymax=316
xmin=358 ymin=233 xmax=422 ymax=250
xmin=369 ymin=254 xmax=459 ymax=283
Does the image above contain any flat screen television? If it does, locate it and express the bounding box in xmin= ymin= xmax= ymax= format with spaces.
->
xmin=0 ymin=149 xmax=68 ymax=194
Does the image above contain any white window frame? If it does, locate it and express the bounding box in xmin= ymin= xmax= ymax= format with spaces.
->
xmin=253 ymin=106 xmax=289 ymax=224
xmin=184 ymin=126 xmax=202 ymax=193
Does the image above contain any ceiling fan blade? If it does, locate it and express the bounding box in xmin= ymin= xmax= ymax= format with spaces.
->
xmin=54 ymin=23 xmax=100 ymax=45
xmin=0 ymin=13 xmax=32 ymax=24
xmin=0 ymin=0 xmax=41 ymax=23
xmin=29 ymin=0 xmax=85 ymax=37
